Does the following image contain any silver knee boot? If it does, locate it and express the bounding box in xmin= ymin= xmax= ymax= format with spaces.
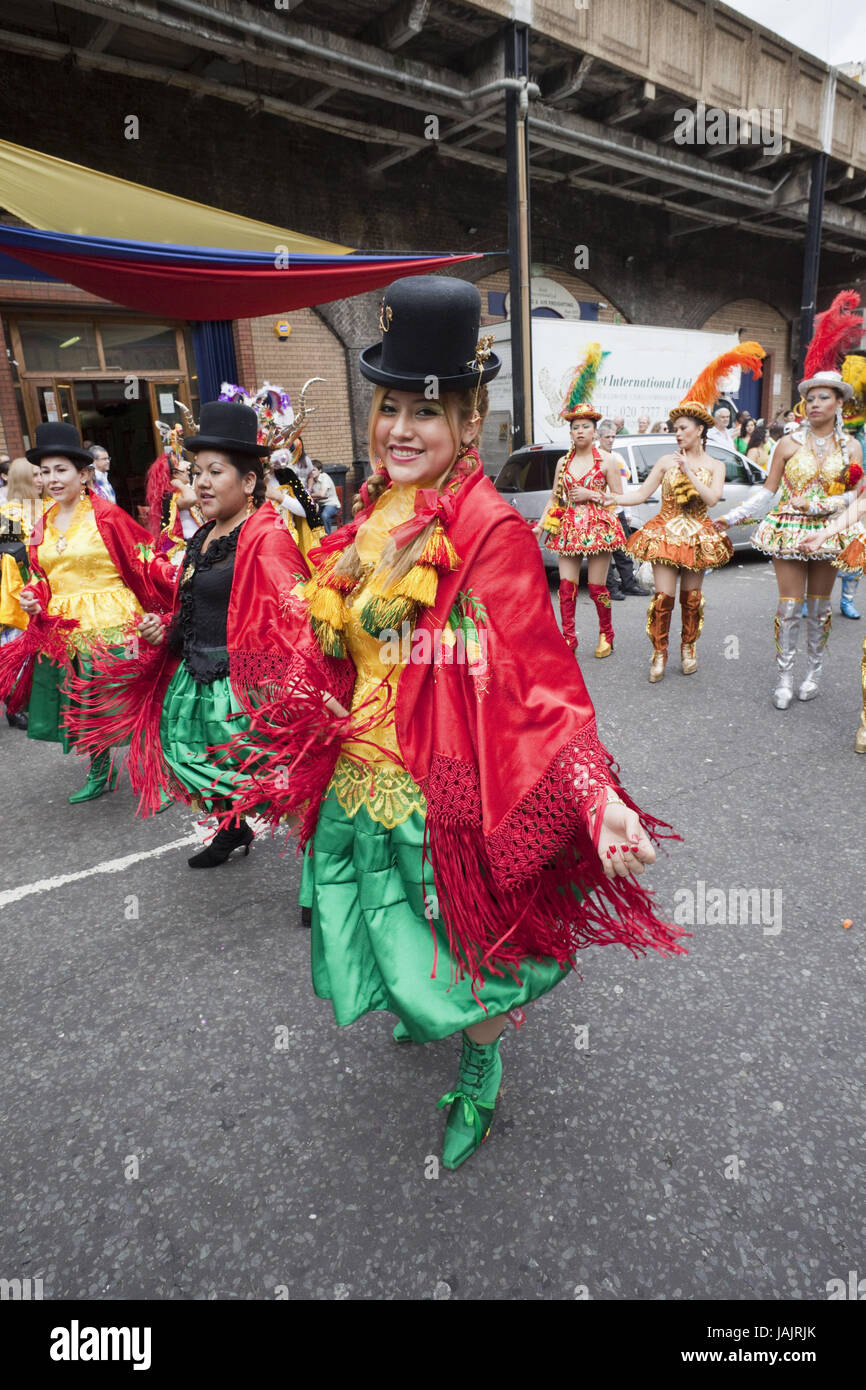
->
xmin=798 ymin=595 xmax=832 ymax=701
xmin=773 ymin=600 xmax=800 ymax=710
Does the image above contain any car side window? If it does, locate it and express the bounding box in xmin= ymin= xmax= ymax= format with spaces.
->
xmin=632 ymin=442 xmax=670 ymax=481
xmin=706 ymin=443 xmax=750 ymax=484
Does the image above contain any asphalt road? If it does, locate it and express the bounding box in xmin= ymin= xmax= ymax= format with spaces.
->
xmin=1 ymin=552 xmax=864 ymax=1302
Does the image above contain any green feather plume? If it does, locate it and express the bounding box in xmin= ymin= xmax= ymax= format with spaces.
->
xmin=560 ymin=343 xmax=610 ymax=417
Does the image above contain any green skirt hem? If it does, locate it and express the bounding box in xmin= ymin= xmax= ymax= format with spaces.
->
xmin=303 ymin=794 xmax=570 ymax=1043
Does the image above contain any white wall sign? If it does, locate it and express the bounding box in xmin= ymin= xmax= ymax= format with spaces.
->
xmin=488 ymin=319 xmax=740 ymax=442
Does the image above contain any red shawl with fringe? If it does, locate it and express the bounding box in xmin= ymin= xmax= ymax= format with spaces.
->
xmin=0 ymin=492 xmax=177 ymax=715
xmin=66 ymin=503 xmax=351 ymax=815
xmin=222 ymin=466 xmax=686 ymax=987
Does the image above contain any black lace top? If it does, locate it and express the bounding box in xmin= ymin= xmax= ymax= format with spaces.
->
xmin=168 ymin=520 xmax=241 ymax=683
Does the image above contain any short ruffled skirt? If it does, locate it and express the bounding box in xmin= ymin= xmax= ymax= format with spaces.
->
xmin=626 ymin=515 xmax=732 ymax=572
xmin=752 ymin=511 xmax=849 ymax=561
xmin=300 ymin=790 xmax=569 ymax=1042
xmin=545 ymin=503 xmax=626 ymax=557
xmin=47 ymin=585 xmax=142 ymax=645
xmin=159 ymin=662 xmax=250 ymax=807
xmin=833 ymin=528 xmax=866 ymax=576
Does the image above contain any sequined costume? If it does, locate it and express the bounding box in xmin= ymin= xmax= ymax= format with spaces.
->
xmin=752 ymin=435 xmax=858 ymax=560
xmin=627 ymin=464 xmax=733 ymax=572
xmin=543 ymin=447 xmax=626 ymax=557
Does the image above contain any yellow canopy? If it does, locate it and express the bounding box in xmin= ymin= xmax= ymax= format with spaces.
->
xmin=0 ymin=138 xmax=354 ymax=255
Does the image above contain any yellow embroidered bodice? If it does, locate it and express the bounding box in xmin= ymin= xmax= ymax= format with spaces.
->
xmin=777 ymin=438 xmax=847 ymax=512
xmin=39 ymin=496 xmax=143 ymax=644
xmin=330 ymin=484 xmax=427 ymax=827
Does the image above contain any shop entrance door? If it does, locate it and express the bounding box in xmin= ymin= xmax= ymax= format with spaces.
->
xmin=25 ymin=378 xmax=82 ymax=432
xmin=71 ymin=379 xmax=155 ymax=516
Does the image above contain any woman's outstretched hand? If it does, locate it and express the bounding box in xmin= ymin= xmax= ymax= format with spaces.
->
xmin=597 ymin=794 xmax=656 ymax=879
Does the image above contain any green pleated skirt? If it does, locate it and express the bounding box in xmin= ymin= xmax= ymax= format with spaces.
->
xmin=27 ymin=651 xmax=103 ymax=750
xmin=300 ymin=790 xmax=570 ymax=1042
xmin=159 ymin=661 xmax=250 ymax=805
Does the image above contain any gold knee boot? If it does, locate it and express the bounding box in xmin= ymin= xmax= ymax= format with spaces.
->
xmin=646 ymin=592 xmax=675 ymax=682
xmin=680 ymin=590 xmax=704 ymax=675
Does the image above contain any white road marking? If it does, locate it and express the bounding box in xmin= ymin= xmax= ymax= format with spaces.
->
xmin=0 ymin=835 xmax=200 ymax=908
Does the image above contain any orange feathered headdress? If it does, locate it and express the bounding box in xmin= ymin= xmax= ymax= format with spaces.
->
xmin=673 ymin=342 xmax=766 ymax=427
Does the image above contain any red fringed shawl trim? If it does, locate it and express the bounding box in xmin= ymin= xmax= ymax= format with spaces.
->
xmin=63 ymin=632 xmax=182 ymax=816
xmin=211 ymin=647 xmax=357 ymax=844
xmin=0 ymin=588 xmax=78 ymax=715
xmin=420 ymin=720 xmax=685 ymax=989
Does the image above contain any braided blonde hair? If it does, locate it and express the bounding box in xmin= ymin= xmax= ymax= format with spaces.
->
xmin=341 ymin=384 xmax=488 ymax=588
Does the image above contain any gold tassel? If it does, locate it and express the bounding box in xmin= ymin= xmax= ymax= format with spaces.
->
xmin=420 ymin=522 xmax=460 ymax=572
xmin=392 ymin=562 xmax=439 ymax=606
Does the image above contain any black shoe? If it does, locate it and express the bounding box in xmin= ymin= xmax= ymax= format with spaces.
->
xmin=622 ymin=582 xmax=653 ymax=596
xmin=188 ymin=821 xmax=254 ymax=868
xmin=299 ymin=905 xmax=312 ymax=929
xmin=608 ymin=587 xmax=626 ymax=601
xmin=5 ymin=710 xmax=27 ymax=730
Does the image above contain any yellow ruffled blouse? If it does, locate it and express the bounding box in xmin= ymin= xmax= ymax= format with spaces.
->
xmin=329 ymin=484 xmax=427 ymax=828
xmin=38 ymin=496 xmax=143 ymax=649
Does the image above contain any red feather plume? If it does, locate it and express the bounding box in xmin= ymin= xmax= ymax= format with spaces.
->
xmin=804 ymin=291 xmax=863 ymax=379
xmin=684 ymin=342 xmax=766 ymax=410
xmin=144 ymin=453 xmax=172 ymax=537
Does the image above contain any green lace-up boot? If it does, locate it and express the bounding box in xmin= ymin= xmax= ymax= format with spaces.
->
xmin=438 ymin=1032 xmax=503 ymax=1170
xmin=68 ymin=751 xmax=117 ymax=804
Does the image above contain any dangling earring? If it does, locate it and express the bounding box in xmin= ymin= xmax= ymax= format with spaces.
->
xmin=245 ymin=493 xmax=254 ymax=515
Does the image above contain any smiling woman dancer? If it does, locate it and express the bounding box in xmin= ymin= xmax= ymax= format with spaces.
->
xmin=223 ymin=276 xmax=686 ymax=1171
xmin=717 ymin=293 xmax=864 ymax=710
xmin=0 ymin=422 xmax=176 ymax=800
xmin=534 ymin=345 xmax=625 ymax=658
xmin=613 ymin=344 xmax=765 ymax=682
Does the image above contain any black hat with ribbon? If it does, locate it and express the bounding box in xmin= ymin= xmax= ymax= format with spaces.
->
xmin=360 ymin=276 xmax=501 ymax=392
xmin=185 ymin=401 xmax=271 ymax=457
xmin=26 ymin=422 xmax=93 ymax=466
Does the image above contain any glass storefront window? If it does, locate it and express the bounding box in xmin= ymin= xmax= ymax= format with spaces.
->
xmin=17 ymin=319 xmax=100 ymax=372
xmin=100 ymin=323 xmax=178 ymax=370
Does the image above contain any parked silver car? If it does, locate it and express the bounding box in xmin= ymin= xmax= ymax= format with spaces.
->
xmin=494 ymin=434 xmax=766 ymax=569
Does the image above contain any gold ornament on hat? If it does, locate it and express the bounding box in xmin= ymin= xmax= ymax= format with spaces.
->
xmin=378 ymin=300 xmax=393 ymax=333
xmin=467 ymin=333 xmax=495 ymax=408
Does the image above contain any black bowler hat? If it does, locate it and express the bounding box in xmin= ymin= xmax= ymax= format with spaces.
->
xmin=185 ymin=401 xmax=271 ymax=457
xmin=26 ymin=421 xmax=93 ymax=467
xmin=359 ymin=276 xmax=501 ymax=392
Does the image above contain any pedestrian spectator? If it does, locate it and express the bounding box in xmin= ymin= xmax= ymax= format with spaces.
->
xmin=735 ymin=417 xmax=756 ymax=454
xmin=636 ymin=415 xmax=650 ymax=434
xmin=87 ymin=444 xmax=116 ymax=503
xmin=596 ymin=419 xmax=651 ymax=599
xmin=307 ymin=460 xmax=340 ymax=533
xmin=613 ymin=416 xmax=626 ymax=434
xmin=650 ymin=420 xmax=667 ymax=432
xmin=745 ymin=423 xmax=771 ymax=470
xmin=707 ymin=404 xmax=735 ymax=448
xmin=784 ymin=409 xmax=797 ymax=423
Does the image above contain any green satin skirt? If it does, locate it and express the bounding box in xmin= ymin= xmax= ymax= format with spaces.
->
xmin=159 ymin=662 xmax=250 ymax=805
xmin=299 ymin=791 xmax=570 ymax=1042
xmin=27 ymin=651 xmax=104 ymax=750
